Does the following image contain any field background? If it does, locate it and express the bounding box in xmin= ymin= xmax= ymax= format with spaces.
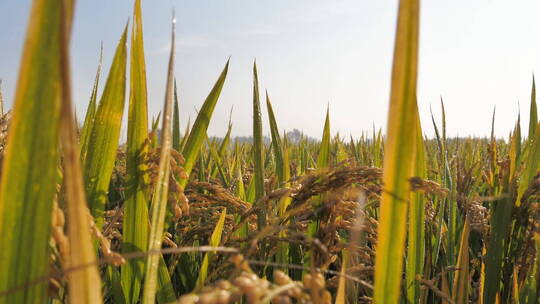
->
xmin=0 ymin=0 xmax=539 ymax=304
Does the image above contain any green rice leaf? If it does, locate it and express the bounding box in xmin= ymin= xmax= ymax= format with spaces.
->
xmin=266 ymin=91 xmax=285 ymax=184
xmin=83 ymin=25 xmax=128 ymax=228
xmin=279 ymin=133 xmax=291 ymax=211
xmin=529 ymin=75 xmax=537 ymax=141
xmin=0 ymin=0 xmax=75 ymax=302
xmin=519 ymin=120 xmax=540 ymax=203
xmin=317 ymin=106 xmax=331 ymax=169
xmin=252 ymin=61 xmax=265 ymax=229
xmin=509 ymin=114 xmax=521 ymax=183
xmin=122 ymin=0 xmax=150 ymax=302
xmin=179 ymin=60 xmax=229 ymax=188
xmin=373 ymin=0 xmax=420 ymax=302
xmin=173 ymin=79 xmax=181 ymax=152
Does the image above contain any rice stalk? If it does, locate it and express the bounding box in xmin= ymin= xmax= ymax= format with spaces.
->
xmin=142 ymin=14 xmax=176 ymax=304
xmin=83 ymin=25 xmax=128 ymax=228
xmin=252 ymin=61 xmax=266 ymax=230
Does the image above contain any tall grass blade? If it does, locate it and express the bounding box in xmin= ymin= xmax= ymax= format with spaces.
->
xmin=173 ymin=79 xmax=181 ymax=151
xmin=266 ymin=91 xmax=284 ymax=183
xmin=142 ymin=15 xmax=175 ymax=304
xmin=317 ymin=106 xmax=331 ymax=169
xmin=529 ymin=75 xmax=537 ymax=141
xmin=509 ymin=115 xmax=521 ymax=184
xmin=277 ymin=132 xmax=291 ymax=213
xmin=83 ymin=26 xmax=128 ymax=228
xmin=518 ymin=120 xmax=540 ymax=201
xmin=0 ymin=0 xmax=75 ymax=302
xmin=122 ymin=0 xmax=150 ymax=302
xmin=373 ymin=0 xmax=420 ymax=302
xmin=252 ymin=61 xmax=266 ymax=229
xmin=489 ymin=108 xmax=498 ymax=188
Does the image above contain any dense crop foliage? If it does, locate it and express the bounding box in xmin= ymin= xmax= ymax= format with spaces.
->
xmin=0 ymin=0 xmax=539 ymax=303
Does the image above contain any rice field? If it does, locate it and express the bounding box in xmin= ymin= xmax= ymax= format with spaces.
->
xmin=0 ymin=0 xmax=539 ymax=303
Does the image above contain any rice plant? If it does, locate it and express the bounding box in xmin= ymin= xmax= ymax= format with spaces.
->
xmin=0 ymin=0 xmax=539 ymax=303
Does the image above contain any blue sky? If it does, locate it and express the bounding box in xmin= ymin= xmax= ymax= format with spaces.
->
xmin=1 ymin=1 xmax=540 ymax=138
